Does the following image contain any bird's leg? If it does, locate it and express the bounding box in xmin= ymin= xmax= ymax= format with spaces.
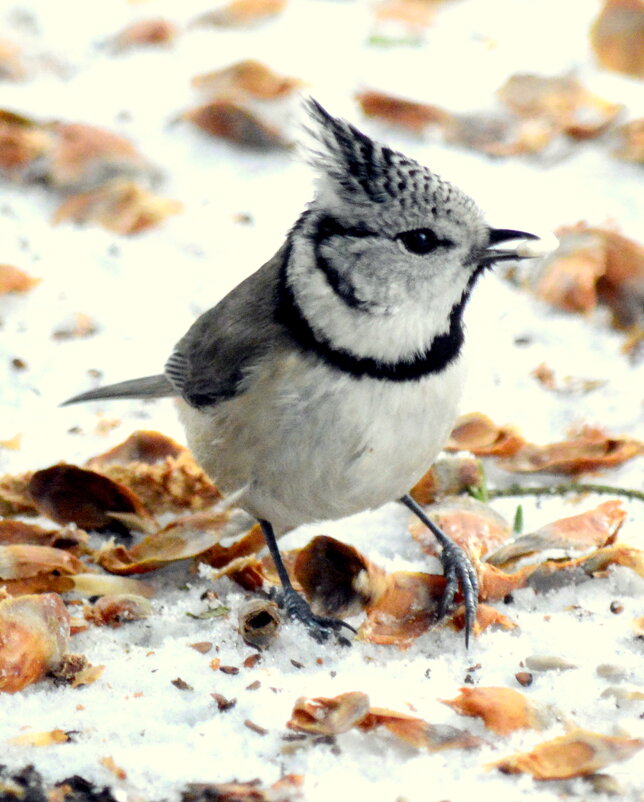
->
xmin=258 ymin=519 xmax=355 ymax=646
xmin=399 ymin=494 xmax=479 ymax=647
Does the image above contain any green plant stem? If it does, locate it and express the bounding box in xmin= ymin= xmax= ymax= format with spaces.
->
xmin=486 ymin=483 xmax=644 ymax=503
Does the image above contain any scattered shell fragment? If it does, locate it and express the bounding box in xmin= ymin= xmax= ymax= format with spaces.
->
xmin=51 ymin=312 xmax=98 ymax=341
xmin=409 ymin=454 xmax=484 ymax=505
xmin=0 ymin=593 xmax=70 ymax=693
xmin=410 ymin=497 xmax=510 ymax=560
xmin=0 ymin=264 xmax=40 ymax=295
xmin=186 ymin=100 xmax=290 ymax=149
xmin=46 ymin=122 xmax=156 ymax=191
xmin=443 ymin=112 xmax=559 ymax=158
xmin=356 ymin=89 xmax=449 ymax=133
xmin=192 ymin=0 xmax=287 ymax=27
xmin=0 ymin=574 xmax=76 ymax=598
xmin=85 ymin=594 xmax=152 ymax=627
xmin=0 ymin=471 xmax=37 ymax=517
xmin=201 ymin=523 xmax=265 ymax=569
xmin=579 ymin=543 xmax=644 ymax=578
xmin=97 ymin=511 xmax=230 ymax=574
xmin=535 ymin=224 xmax=644 ymax=329
xmin=100 ymin=756 xmax=127 ymax=781
xmin=28 ymin=464 xmax=154 ymax=533
xmin=516 ymin=543 xmax=644 ymax=595
xmin=0 ymin=111 xmax=160 ymax=190
xmin=70 ymin=572 xmax=154 ymax=598
xmin=373 ymin=0 xmax=439 ymax=29
xmin=54 ymin=179 xmax=182 ymax=235
xmin=358 ymin=708 xmax=482 ymax=751
xmin=0 ymin=434 xmax=21 ymax=451
xmin=287 ymin=692 xmax=371 ymax=735
xmin=0 ymin=544 xmax=85 ymax=580
xmin=446 ymin=412 xmax=524 ymax=457
xmin=613 ymin=118 xmax=644 ymax=163
xmin=211 ymin=555 xmax=267 ymax=592
xmin=531 ymin=362 xmax=606 ymax=395
xmin=441 ymin=687 xmax=547 ymax=735
xmin=50 ymin=653 xmax=104 ymax=687
xmin=88 ymin=430 xmax=186 ymax=468
xmin=450 ymin=603 xmax=518 ymax=635
xmin=238 ymin=599 xmax=281 ymax=649
xmin=0 ymin=109 xmax=51 ymax=175
xmin=497 ymin=73 xmax=621 ymax=140
xmin=192 ymin=60 xmax=301 ymax=100
xmin=591 ymin=0 xmax=644 ymax=78
xmin=0 ymin=40 xmax=26 ymax=81
xmin=490 ymin=728 xmax=644 ymax=779
xmin=498 ymin=426 xmax=643 ymax=475
xmin=91 ymin=450 xmax=221 ymax=514
xmin=486 ymin=501 xmax=626 ymax=567
xmin=8 ymin=729 xmax=71 ymax=746
xmin=294 ymin=535 xmax=383 ymax=617
xmin=112 ymin=19 xmax=178 ymax=51
xmin=535 ymin=231 xmax=606 ymax=314
xmin=359 ymin=571 xmax=445 ymax=647
xmin=476 ymin=561 xmax=533 ymax=602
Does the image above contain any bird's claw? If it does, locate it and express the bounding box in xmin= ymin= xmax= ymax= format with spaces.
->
xmin=274 ymin=587 xmax=355 ymax=647
xmin=438 ymin=541 xmax=479 ymax=648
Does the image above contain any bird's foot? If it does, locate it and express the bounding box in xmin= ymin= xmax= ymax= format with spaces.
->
xmin=272 ymin=587 xmax=355 ymax=647
xmin=399 ymin=495 xmax=479 ymax=647
xmin=438 ymin=540 xmax=479 ymax=647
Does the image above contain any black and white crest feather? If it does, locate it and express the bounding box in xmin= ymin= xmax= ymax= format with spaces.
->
xmin=302 ymin=97 xmax=471 ymax=216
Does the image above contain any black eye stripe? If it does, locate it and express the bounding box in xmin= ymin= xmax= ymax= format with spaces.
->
xmin=396 ymin=228 xmax=454 ymax=255
xmin=314 ymin=215 xmax=378 ymax=243
xmin=313 ymin=217 xmax=454 ymax=258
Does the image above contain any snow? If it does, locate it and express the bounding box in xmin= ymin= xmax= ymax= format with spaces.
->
xmin=1 ymin=0 xmax=643 ymax=799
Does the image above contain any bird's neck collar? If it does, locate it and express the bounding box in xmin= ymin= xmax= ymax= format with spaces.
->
xmin=274 ymin=238 xmax=470 ymax=382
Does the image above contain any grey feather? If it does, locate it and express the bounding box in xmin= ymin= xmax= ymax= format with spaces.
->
xmin=62 ymin=374 xmax=175 ymax=405
xmin=165 ymin=245 xmax=290 ymax=408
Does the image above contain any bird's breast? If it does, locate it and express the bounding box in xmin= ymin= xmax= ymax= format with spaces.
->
xmin=178 ymin=350 xmax=467 ymax=532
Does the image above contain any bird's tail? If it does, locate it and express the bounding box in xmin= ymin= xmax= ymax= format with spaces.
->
xmin=62 ymin=374 xmax=175 ymax=406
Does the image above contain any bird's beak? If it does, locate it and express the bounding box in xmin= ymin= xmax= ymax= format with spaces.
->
xmin=476 ymin=227 xmax=542 ymax=266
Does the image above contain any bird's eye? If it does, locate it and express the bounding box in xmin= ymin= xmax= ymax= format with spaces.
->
xmin=397 ymin=228 xmax=452 ymax=255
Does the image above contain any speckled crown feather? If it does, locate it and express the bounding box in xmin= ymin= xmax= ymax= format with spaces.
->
xmin=303 ymin=97 xmax=475 ymax=216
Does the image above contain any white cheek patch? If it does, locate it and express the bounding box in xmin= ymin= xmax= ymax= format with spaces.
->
xmin=516 ymin=231 xmax=560 ymax=258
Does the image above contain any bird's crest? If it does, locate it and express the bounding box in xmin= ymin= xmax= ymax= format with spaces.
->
xmin=301 ymin=98 xmax=451 ymax=212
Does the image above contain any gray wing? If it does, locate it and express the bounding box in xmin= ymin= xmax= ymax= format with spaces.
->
xmin=165 ymin=245 xmax=286 ymax=409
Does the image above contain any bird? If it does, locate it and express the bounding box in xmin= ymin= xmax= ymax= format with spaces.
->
xmin=64 ymin=98 xmax=542 ymax=647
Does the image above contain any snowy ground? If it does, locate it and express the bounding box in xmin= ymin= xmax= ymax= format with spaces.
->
xmin=1 ymin=1 xmax=643 ymax=800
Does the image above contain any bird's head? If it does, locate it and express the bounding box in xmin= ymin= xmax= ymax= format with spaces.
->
xmin=280 ymin=99 xmax=551 ymax=370
xmin=295 ymin=98 xmax=541 ymax=316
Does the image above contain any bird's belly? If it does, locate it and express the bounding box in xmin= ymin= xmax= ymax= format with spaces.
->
xmin=179 ymin=353 xmax=466 ymax=532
